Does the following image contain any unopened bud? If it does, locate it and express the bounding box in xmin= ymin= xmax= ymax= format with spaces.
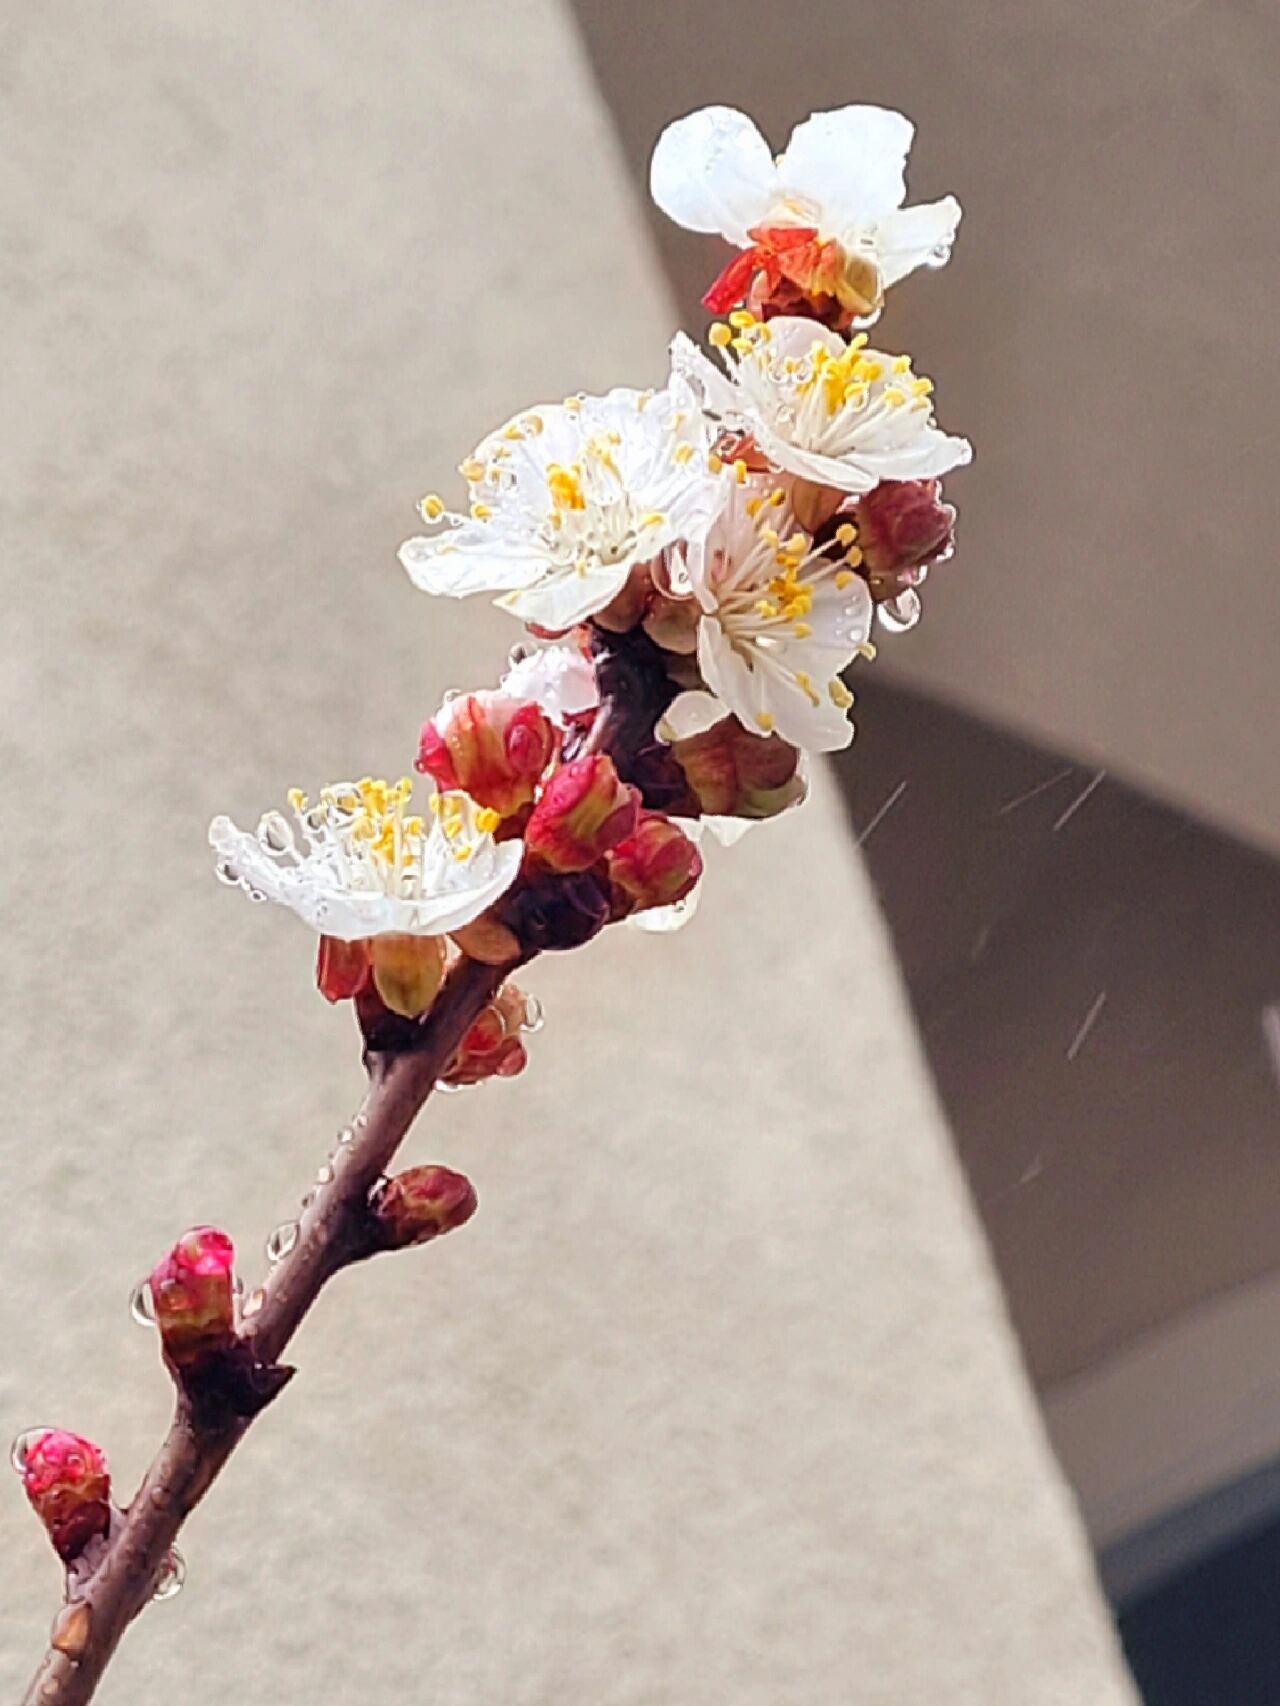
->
xmin=524 ymin=755 xmax=639 ymax=873
xmin=442 ymin=985 xmax=530 ymax=1086
xmin=315 ymin=934 xmax=372 ymax=1002
xmin=370 ymin=932 xmax=448 ymax=1019
xmin=149 ymin=1227 xmax=236 ymax=1369
xmin=671 ymin=717 xmax=805 ymax=821
xmin=852 ymin=479 xmax=956 ymax=600
xmin=606 ymin=812 xmax=703 ymax=918
xmin=449 ymin=912 xmax=523 ymax=966
xmin=372 ymin=1165 xmax=477 ymax=1250
xmin=21 ymin=1430 xmax=111 ymax=1563
xmin=416 ymin=692 xmax=556 ymax=817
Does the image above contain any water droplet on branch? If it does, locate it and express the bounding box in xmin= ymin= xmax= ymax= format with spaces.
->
xmin=152 ymin=1548 xmax=186 ymax=1602
xmin=265 ymin=1222 xmax=299 ymax=1264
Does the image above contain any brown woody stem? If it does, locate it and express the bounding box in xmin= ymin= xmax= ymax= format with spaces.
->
xmin=19 ymin=951 xmax=508 ymax=1706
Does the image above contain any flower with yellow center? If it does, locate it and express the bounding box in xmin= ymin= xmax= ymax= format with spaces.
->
xmin=399 ymin=377 xmax=725 ymax=631
xmin=650 ymin=102 xmax=961 ymax=313
xmin=680 ymin=477 xmax=873 ymax=753
xmin=209 ymin=778 xmax=521 ymax=940
xmin=674 ymin=316 xmax=971 ymax=497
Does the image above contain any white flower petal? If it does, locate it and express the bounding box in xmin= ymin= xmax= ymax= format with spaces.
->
xmin=400 ymin=528 xmax=545 ymax=597
xmin=501 ymin=645 xmax=599 ymax=724
xmin=496 ymin=560 xmax=633 ymax=630
xmin=876 ymin=196 xmax=962 ymax=286
xmin=649 ymin=105 xmax=777 ymax=246
xmin=658 ymin=688 xmax=727 ymax=742
xmin=778 ymin=105 xmax=915 ymax=225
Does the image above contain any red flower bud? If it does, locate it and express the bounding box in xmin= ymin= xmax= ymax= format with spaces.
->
xmin=852 ymin=479 xmax=956 ymax=600
xmin=416 ymin=692 xmax=556 ymax=818
xmin=315 ymin=934 xmax=371 ymax=1002
xmin=442 ymin=984 xmax=530 ymax=1086
xmin=149 ymin=1227 xmax=236 ymax=1369
xmin=671 ymin=717 xmax=805 ymax=821
xmin=704 ymin=225 xmax=882 ymax=332
xmin=21 ymin=1430 xmax=111 ymax=1563
xmin=606 ymin=812 xmax=703 ymax=918
xmin=523 ymin=755 xmax=639 ymax=873
xmin=372 ymin=1165 xmax=477 ymax=1250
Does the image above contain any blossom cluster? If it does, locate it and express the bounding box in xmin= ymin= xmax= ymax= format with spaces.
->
xmin=210 ymin=102 xmax=970 ymax=1060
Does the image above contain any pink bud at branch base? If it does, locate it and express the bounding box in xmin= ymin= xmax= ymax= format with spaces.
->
xmin=371 ymin=1166 xmax=478 ymax=1251
xmin=417 ymin=692 xmax=556 ymax=818
xmin=523 ymin=754 xmax=639 ymax=873
xmin=607 ymin=812 xmax=702 ymax=917
xmin=149 ymin=1227 xmax=237 ymax=1369
xmin=22 ymin=1430 xmax=111 ymax=1563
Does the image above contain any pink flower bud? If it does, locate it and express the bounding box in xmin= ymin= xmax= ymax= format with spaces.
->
xmin=416 ymin=692 xmax=556 ymax=818
xmin=523 ymin=755 xmax=639 ymax=873
xmin=607 ymin=812 xmax=703 ymax=917
xmin=315 ymin=934 xmax=372 ymax=1002
xmin=671 ymin=717 xmax=805 ymax=821
xmin=852 ymin=479 xmax=956 ymax=601
xmin=21 ymin=1430 xmax=111 ymax=1562
xmin=372 ymin=1166 xmax=477 ymax=1250
xmin=149 ymin=1227 xmax=236 ymax=1369
xmin=441 ymin=984 xmax=530 ymax=1086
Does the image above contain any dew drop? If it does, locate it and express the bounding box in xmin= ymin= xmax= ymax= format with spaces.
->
xmin=300 ymin=1187 xmax=317 ymax=1209
xmin=265 ymin=1221 xmax=299 ymax=1264
xmin=129 ymin=1280 xmax=157 ymax=1327
xmin=877 ymin=590 xmax=922 ymax=634
xmin=152 ymin=1548 xmax=186 ymax=1602
xmin=215 ymin=860 xmax=240 ymax=888
xmin=927 ymin=241 xmax=953 ymax=268
xmin=315 ymin=1162 xmax=334 ymax=1186
xmin=435 ymin=1079 xmax=463 ymax=1095
xmin=520 ymin=994 xmax=545 ymax=1034
xmin=10 ymin=1427 xmax=51 ymax=1476
xmin=336 ymin=1125 xmax=355 ymax=1147
xmin=442 ymin=688 xmax=462 ymax=704
xmin=248 ymin=888 xmax=268 ymax=905
xmin=240 ymin=1287 xmax=266 ymax=1320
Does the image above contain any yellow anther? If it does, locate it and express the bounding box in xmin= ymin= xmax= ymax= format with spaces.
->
xmin=892 ymin=355 xmax=911 ymax=374
xmin=792 ymin=622 xmax=812 ymax=639
xmin=635 ymin=390 xmax=653 ymax=411
xmin=882 ymin=387 xmax=906 ymax=408
xmin=829 ymin=678 xmax=855 ymax=710
xmin=911 ymin=377 xmax=934 ymax=397
xmin=287 ymin=787 xmax=306 ymax=811
xmin=674 ymin=442 xmax=695 ymax=465
xmin=546 ymin=463 xmax=586 ymax=511
xmin=755 ymin=598 xmax=780 ymax=619
xmin=835 ymin=522 xmax=858 ymax=547
xmin=760 ymin=527 xmax=781 ymax=549
xmin=420 ymin=494 xmax=446 ymax=522
xmin=858 ymin=640 xmax=878 ymax=661
xmin=728 ymin=309 xmax=756 ymax=329
xmin=707 ymin=453 xmax=724 ymax=474
xmin=708 ymin=322 xmax=732 ymax=348
xmin=746 ymin=494 xmax=764 ymax=518
xmin=850 ymin=333 xmax=869 ymax=352
xmin=502 ymin=424 xmax=523 ymax=442
xmin=755 ymin=711 xmax=776 ymax=732
xmin=731 ymin=336 xmax=753 ymax=354
xmin=639 ymin=511 xmax=666 ymax=530
xmin=732 ymin=459 xmax=748 ymax=485
xmin=769 ymin=487 xmax=786 ymax=507
xmin=428 ymin=794 xmax=444 ymax=816
xmin=794 ymin=671 xmax=820 ymax=707
xmin=474 ymin=807 xmax=501 ymax=835
xmin=470 ymin=502 xmax=493 ymax=521
xmin=835 ymin=570 xmax=856 ymax=590
xmin=458 ymin=458 xmax=484 ymax=482
xmin=563 ymin=395 xmax=582 ymax=412
xmin=525 ymin=413 xmax=545 ymax=434
xmin=844 ymin=545 xmax=864 ymax=568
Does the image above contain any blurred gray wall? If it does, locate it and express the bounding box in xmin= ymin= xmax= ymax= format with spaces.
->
xmin=0 ymin=4 xmax=1134 ymax=1703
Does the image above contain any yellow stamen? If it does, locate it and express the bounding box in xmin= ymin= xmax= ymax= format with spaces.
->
xmin=420 ymin=494 xmax=446 ymax=522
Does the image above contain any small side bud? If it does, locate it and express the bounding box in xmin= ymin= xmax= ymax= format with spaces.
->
xmin=606 ymin=812 xmax=703 ymax=918
xmin=21 ymin=1430 xmax=111 ymax=1563
xmin=369 ymin=932 xmax=448 ymax=1019
xmin=851 ymin=478 xmax=956 ymax=601
xmin=149 ymin=1227 xmax=236 ymax=1369
xmin=524 ymin=755 xmax=639 ymax=873
xmin=416 ymin=692 xmax=556 ymax=817
xmin=316 ymin=934 xmax=372 ymax=1002
xmin=449 ymin=912 xmax=523 ymax=966
xmin=498 ymin=865 xmax=612 ymax=952
xmin=442 ymin=984 xmax=530 ymax=1085
xmin=372 ymin=1166 xmax=477 ymax=1250
xmin=671 ymin=717 xmax=806 ymax=821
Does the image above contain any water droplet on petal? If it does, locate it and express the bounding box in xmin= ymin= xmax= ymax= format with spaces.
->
xmin=520 ymin=994 xmax=545 ymax=1034
xmin=215 ymin=861 xmax=240 ymax=888
xmin=265 ymin=1221 xmax=299 ymax=1264
xmin=129 ymin=1281 xmax=157 ymax=1327
xmin=248 ymin=888 xmax=268 ymax=905
xmin=927 ymin=241 xmax=953 ymax=268
xmin=10 ymin=1428 xmax=51 ymax=1475
xmin=507 ymin=643 xmax=532 ymax=668
xmin=152 ymin=1548 xmax=185 ymax=1602
xmin=878 ymin=590 xmax=922 ymax=633
xmin=435 ymin=1079 xmax=463 ymax=1095
xmin=442 ymin=688 xmax=462 ymax=704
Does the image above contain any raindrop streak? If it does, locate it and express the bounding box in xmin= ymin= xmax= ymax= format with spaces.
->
xmin=10 ymin=1428 xmax=51 ymax=1475
xmin=855 ymin=781 xmax=907 ymax=849
xmin=997 ymin=767 xmax=1073 ymax=817
xmin=1052 ymin=769 xmax=1107 ymax=833
xmin=521 ymin=995 xmax=545 ymax=1034
xmin=152 ymin=1549 xmax=185 ymax=1602
xmin=265 ymin=1222 xmax=299 ymax=1264
xmin=129 ymin=1281 xmax=157 ymax=1327
xmin=1067 ymin=991 xmax=1108 ymax=1062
